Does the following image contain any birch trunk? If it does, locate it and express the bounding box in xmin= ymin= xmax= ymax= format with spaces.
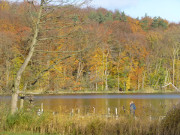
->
xmin=142 ymin=72 xmax=145 ymax=90
xmin=138 ymin=75 xmax=140 ymax=90
xmin=117 ymin=62 xmax=120 ymax=91
xmin=6 ymin=59 xmax=10 ymax=88
xmin=96 ymin=66 xmax=98 ymax=91
xmin=172 ymin=53 xmax=175 ymax=85
xmin=102 ymin=49 xmax=105 ymax=91
xmin=105 ymin=50 xmax=109 ymax=91
xmin=11 ymin=1 xmax=43 ymax=114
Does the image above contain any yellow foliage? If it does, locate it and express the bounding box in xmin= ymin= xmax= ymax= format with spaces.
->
xmin=0 ymin=0 xmax=9 ymax=11
xmin=126 ymin=75 xmax=131 ymax=91
xmin=0 ymin=20 xmax=16 ymax=32
xmin=147 ymin=32 xmax=162 ymax=46
xmin=12 ymin=56 xmax=24 ymax=70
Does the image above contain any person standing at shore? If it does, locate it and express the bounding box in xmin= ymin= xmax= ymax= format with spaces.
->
xmin=130 ymin=101 xmax=136 ymax=117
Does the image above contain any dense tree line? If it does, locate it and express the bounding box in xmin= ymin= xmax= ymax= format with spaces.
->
xmin=0 ymin=0 xmax=179 ymax=94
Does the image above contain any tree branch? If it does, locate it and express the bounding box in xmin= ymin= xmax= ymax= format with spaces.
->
xmin=30 ymin=41 xmax=100 ymax=86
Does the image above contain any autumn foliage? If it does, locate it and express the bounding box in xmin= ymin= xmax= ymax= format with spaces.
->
xmin=0 ymin=0 xmax=179 ymax=93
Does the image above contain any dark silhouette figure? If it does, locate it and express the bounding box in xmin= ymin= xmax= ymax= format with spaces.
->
xmin=123 ymin=106 xmax=126 ymax=113
xmin=119 ymin=87 xmax=123 ymax=92
xmin=29 ymin=95 xmax=34 ymax=104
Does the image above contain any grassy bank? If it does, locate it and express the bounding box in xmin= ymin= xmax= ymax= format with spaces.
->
xmin=0 ymin=104 xmax=180 ymax=135
xmin=29 ymin=89 xmax=178 ymax=95
xmin=0 ymin=87 xmax=178 ymax=96
xmin=1 ymin=111 xmax=159 ymax=135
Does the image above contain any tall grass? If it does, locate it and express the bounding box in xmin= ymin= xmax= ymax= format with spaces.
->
xmin=1 ymin=110 xmax=159 ymax=134
xmin=160 ymin=104 xmax=180 ymax=135
xmin=0 ymin=103 xmax=9 ymax=131
xmin=1 ymin=104 xmax=180 ymax=135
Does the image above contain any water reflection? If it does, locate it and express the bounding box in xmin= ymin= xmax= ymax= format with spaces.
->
xmin=34 ymin=94 xmax=180 ymax=117
xmin=1 ymin=94 xmax=180 ymax=117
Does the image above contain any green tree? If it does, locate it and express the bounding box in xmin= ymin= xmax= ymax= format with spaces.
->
xmin=151 ymin=17 xmax=159 ymax=28
xmin=96 ymin=12 xmax=105 ymax=23
xmin=105 ymin=12 xmax=113 ymax=22
xmin=121 ymin=11 xmax=127 ymax=22
xmin=114 ymin=10 xmax=121 ymax=21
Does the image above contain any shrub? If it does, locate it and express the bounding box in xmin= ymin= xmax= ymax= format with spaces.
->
xmin=160 ymin=104 xmax=180 ymax=135
xmin=6 ymin=111 xmax=37 ymax=131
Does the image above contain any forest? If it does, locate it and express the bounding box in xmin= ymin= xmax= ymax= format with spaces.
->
xmin=0 ymin=0 xmax=180 ymax=94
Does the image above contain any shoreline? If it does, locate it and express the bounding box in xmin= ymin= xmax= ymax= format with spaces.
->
xmin=0 ymin=90 xmax=179 ymax=96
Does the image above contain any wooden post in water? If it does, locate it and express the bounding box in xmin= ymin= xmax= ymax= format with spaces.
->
xmin=41 ymin=103 xmax=43 ymax=113
xmin=29 ymin=95 xmax=33 ymax=104
xmin=115 ymin=108 xmax=118 ymax=117
xmin=84 ymin=107 xmax=86 ymax=115
xmin=123 ymin=106 xmax=126 ymax=113
xmin=71 ymin=109 xmax=74 ymax=116
xmin=149 ymin=115 xmax=152 ymax=121
xmin=93 ymin=107 xmax=95 ymax=114
xmin=20 ymin=96 xmax=25 ymax=109
xmin=108 ymin=108 xmax=110 ymax=117
xmin=78 ymin=108 xmax=80 ymax=115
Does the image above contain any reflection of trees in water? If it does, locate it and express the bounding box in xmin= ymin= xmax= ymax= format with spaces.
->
xmin=32 ymin=97 xmax=179 ymax=118
xmin=1 ymin=95 xmax=178 ymax=118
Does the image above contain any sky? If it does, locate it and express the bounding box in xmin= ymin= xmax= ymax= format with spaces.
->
xmin=90 ymin=0 xmax=180 ymax=23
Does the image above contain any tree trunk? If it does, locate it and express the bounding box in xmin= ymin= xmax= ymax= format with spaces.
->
xmin=172 ymin=54 xmax=175 ymax=85
xmin=6 ymin=59 xmax=10 ymax=88
xmin=77 ymin=61 xmax=83 ymax=81
xmin=117 ymin=62 xmax=120 ymax=91
xmin=11 ymin=1 xmax=43 ymax=114
xmin=95 ymin=66 xmax=98 ymax=91
xmin=117 ymin=52 xmax=121 ymax=91
xmin=138 ymin=75 xmax=140 ymax=90
xmin=11 ymin=92 xmax=18 ymax=113
xmin=105 ymin=50 xmax=109 ymax=91
xmin=102 ymin=49 xmax=105 ymax=91
xmin=177 ymin=56 xmax=180 ymax=88
xmin=118 ymin=70 xmax=120 ymax=91
xmin=47 ymin=58 xmax=50 ymax=90
xmin=142 ymin=71 xmax=145 ymax=90
xmin=172 ymin=47 xmax=178 ymax=85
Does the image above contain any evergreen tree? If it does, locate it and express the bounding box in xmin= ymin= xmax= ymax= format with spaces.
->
xmin=151 ymin=17 xmax=159 ymax=28
xmin=105 ymin=12 xmax=113 ymax=22
xmin=121 ymin=11 xmax=127 ymax=22
xmin=140 ymin=19 xmax=149 ymax=31
xmin=159 ymin=19 xmax=168 ymax=29
xmin=96 ymin=12 xmax=105 ymax=23
xmin=114 ymin=10 xmax=121 ymax=21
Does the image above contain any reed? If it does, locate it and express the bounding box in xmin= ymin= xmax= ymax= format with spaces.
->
xmin=1 ymin=104 xmax=179 ymax=135
xmin=160 ymin=104 xmax=180 ymax=135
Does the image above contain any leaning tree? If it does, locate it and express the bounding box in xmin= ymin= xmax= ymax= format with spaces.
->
xmin=11 ymin=0 xmax=90 ymax=114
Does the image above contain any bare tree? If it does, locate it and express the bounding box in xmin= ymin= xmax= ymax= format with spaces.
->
xmin=11 ymin=0 xmax=88 ymax=114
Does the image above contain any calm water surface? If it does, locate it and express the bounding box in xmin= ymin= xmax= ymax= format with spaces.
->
xmin=1 ymin=94 xmax=180 ymax=117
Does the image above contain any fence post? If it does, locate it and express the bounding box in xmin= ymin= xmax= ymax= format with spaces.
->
xmin=115 ymin=108 xmax=118 ymax=116
xmin=71 ymin=109 xmax=74 ymax=116
xmin=123 ymin=106 xmax=126 ymax=113
xmin=41 ymin=103 xmax=43 ymax=113
xmin=20 ymin=96 xmax=25 ymax=109
xmin=108 ymin=108 xmax=110 ymax=117
xmin=78 ymin=108 xmax=80 ymax=115
xmin=93 ymin=107 xmax=95 ymax=114
xmin=115 ymin=108 xmax=118 ymax=119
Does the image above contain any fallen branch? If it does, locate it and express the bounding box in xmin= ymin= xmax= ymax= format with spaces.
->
xmin=162 ymin=82 xmax=180 ymax=92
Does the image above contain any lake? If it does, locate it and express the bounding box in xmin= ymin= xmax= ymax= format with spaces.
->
xmin=1 ymin=94 xmax=180 ymax=117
